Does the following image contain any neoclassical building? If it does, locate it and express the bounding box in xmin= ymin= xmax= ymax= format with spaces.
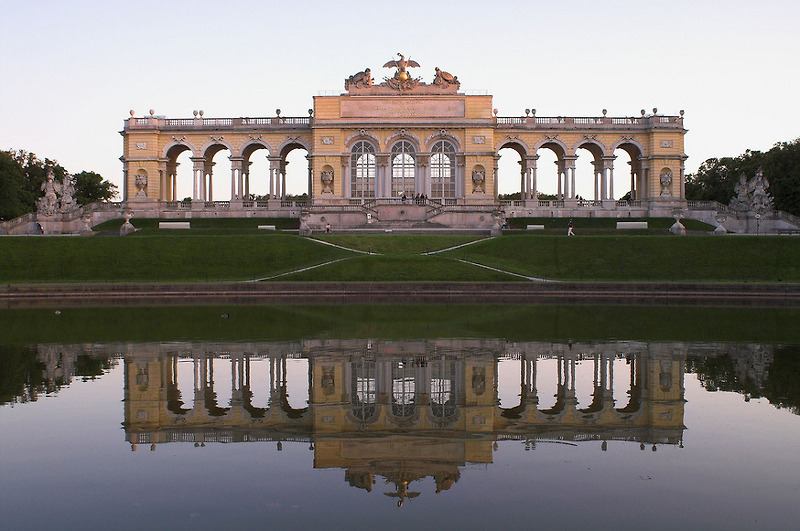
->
xmin=120 ymin=54 xmax=688 ymax=228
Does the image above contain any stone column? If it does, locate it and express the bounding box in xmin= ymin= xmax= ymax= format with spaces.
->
xmin=679 ymin=162 xmax=686 ymax=199
xmin=556 ymin=160 xmax=565 ymax=199
xmin=525 ymin=155 xmax=538 ymax=200
xmin=203 ymin=161 xmax=215 ymax=202
xmin=191 ymin=158 xmax=205 ymax=201
xmin=592 ymin=161 xmax=600 ymax=200
xmin=563 ymin=157 xmax=577 ymax=199
xmin=229 ymin=157 xmax=243 ymax=200
xmin=629 ymin=161 xmax=636 ymax=200
xmin=158 ymin=161 xmax=167 ymax=201
xmin=268 ymin=157 xmax=281 ymax=199
xmin=602 ymin=157 xmax=615 ymax=201
xmin=167 ymin=161 xmax=178 ymax=201
xmin=341 ymin=155 xmax=350 ymax=198
xmin=122 ymin=167 xmax=128 ymax=202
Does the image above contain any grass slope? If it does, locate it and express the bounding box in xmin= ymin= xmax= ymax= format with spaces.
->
xmin=0 ymin=234 xmax=352 ymax=283
xmin=312 ymin=234 xmax=482 ymax=255
xmin=443 ymin=235 xmax=800 ymax=282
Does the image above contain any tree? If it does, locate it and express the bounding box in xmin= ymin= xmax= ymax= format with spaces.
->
xmin=0 ymin=149 xmax=117 ymax=220
xmin=72 ymin=171 xmax=117 ymax=205
xmin=685 ymin=139 xmax=800 ymax=217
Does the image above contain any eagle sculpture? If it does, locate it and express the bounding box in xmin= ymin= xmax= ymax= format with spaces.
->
xmin=383 ymin=53 xmax=420 ymax=82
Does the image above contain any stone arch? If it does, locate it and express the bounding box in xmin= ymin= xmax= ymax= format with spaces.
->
xmin=610 ymin=136 xmax=646 ymax=158
xmin=425 ymin=129 xmax=461 ymax=151
xmin=239 ymin=138 xmax=274 ymax=158
xmin=571 ymin=137 xmax=608 ymax=158
xmin=163 ymin=139 xmax=197 ymax=159
xmin=495 ymin=136 xmax=530 ymax=157
xmin=200 ymin=138 xmax=236 ymax=158
xmin=345 ymin=129 xmax=381 ymax=150
xmin=532 ymin=137 xmax=568 ymax=158
xmin=277 ymin=136 xmax=312 ymax=158
xmin=385 ymin=129 xmax=422 ymax=151
xmin=610 ymin=138 xmax=646 ymax=200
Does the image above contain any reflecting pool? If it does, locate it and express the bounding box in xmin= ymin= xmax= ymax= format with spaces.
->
xmin=2 ymin=306 xmax=800 ymax=529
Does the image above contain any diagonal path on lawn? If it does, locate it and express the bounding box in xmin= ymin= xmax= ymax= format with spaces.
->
xmin=453 ymin=258 xmax=556 ymax=282
xmin=247 ymin=257 xmax=353 ymax=282
xmin=306 ymin=237 xmax=380 ymax=254
xmin=421 ymin=236 xmax=494 ymax=255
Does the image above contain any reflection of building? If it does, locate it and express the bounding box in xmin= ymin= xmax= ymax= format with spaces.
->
xmin=120 ymin=339 xmax=692 ymax=502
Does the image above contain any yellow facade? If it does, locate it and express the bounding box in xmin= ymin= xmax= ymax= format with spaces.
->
xmin=120 ymin=59 xmax=686 ymax=209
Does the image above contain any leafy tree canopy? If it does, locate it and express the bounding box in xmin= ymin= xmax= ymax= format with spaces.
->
xmin=0 ymin=149 xmax=117 ymax=221
xmin=686 ymin=138 xmax=800 ymax=216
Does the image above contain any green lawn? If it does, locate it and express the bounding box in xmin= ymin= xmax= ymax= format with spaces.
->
xmin=504 ymin=217 xmax=715 ymax=234
xmin=3 ymin=231 xmax=800 ymax=284
xmin=278 ymin=254 xmax=517 ymax=281
xmin=442 ymin=234 xmax=800 ymax=282
xmin=312 ymin=234 xmax=483 ymax=254
xmin=0 ymin=234 xmax=352 ymax=283
xmin=92 ymin=217 xmax=300 ymax=234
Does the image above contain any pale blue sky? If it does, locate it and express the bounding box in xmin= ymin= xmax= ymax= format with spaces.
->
xmin=2 ymin=0 xmax=798 ymax=198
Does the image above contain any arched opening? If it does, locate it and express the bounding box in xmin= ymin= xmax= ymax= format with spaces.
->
xmin=534 ymin=144 xmax=565 ymax=199
xmin=166 ymin=145 xmax=193 ymax=202
xmin=614 ymin=143 xmax=644 ymax=200
xmin=281 ymin=145 xmax=311 ymax=199
xmin=497 ymin=144 xmax=525 ymax=199
xmin=351 ymin=140 xmax=376 ymax=199
xmin=430 ymin=140 xmax=456 ymax=199
xmin=242 ymin=142 xmax=271 ymax=200
xmin=204 ymin=144 xmax=233 ymax=202
xmin=390 ymin=140 xmax=416 ymax=198
xmin=574 ymin=143 xmax=604 ymax=201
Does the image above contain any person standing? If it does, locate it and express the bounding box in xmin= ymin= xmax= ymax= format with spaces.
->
xmin=568 ymin=219 xmax=575 ymax=236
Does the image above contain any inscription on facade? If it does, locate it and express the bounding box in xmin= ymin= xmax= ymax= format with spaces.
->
xmin=660 ymin=140 xmax=673 ymax=148
xmin=321 ymin=137 xmax=334 ymax=145
xmin=341 ymin=99 xmax=465 ymax=119
xmin=135 ymin=142 xmax=147 ymax=150
xmin=473 ymin=136 xmax=485 ymax=144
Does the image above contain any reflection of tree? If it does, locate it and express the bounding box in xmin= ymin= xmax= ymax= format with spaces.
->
xmin=687 ymin=355 xmax=764 ymax=398
xmin=75 ymin=355 xmax=113 ymax=381
xmin=762 ymin=346 xmax=800 ymax=415
xmin=0 ymin=346 xmax=46 ymax=405
xmin=688 ymin=348 xmax=800 ymax=415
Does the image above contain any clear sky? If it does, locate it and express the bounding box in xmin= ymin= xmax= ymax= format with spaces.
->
xmin=2 ymin=0 xmax=798 ymax=199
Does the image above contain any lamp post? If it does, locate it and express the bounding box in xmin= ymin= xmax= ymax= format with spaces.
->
xmin=755 ymin=213 xmax=761 ymax=236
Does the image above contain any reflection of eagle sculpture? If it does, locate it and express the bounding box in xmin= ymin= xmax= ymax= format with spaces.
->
xmin=383 ymin=52 xmax=420 ymax=82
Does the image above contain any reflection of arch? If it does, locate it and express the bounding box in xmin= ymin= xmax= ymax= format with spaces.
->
xmin=241 ymin=388 xmax=267 ymax=418
xmin=279 ymin=387 xmax=308 ymax=419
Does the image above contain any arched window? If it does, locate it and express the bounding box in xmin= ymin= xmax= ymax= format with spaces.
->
xmin=350 ymin=141 xmax=376 ymax=198
xmin=430 ymin=140 xmax=456 ymax=198
xmin=391 ymin=140 xmax=416 ymax=198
